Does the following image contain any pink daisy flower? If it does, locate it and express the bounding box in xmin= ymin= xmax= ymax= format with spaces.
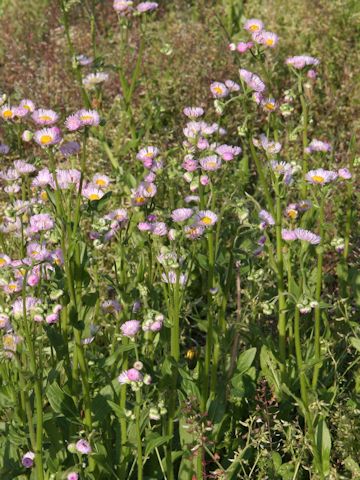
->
xmin=32 ymin=109 xmax=59 ymax=125
xmin=244 ymin=18 xmax=264 ymax=32
xmin=210 ymin=82 xmax=229 ymax=99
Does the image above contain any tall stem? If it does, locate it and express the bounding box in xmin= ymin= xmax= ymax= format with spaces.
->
xmin=203 ymin=229 xmax=215 ymax=406
xmin=294 ymin=307 xmax=308 ymax=405
xmin=274 ymin=178 xmax=286 ymax=375
xmin=22 ymin=280 xmax=44 ymax=479
xmin=166 ymin=278 xmax=181 ymax=480
xmin=135 ymin=389 xmax=143 ymax=480
xmin=312 ymin=194 xmax=325 ymax=388
xmin=298 ymin=76 xmax=309 ymax=197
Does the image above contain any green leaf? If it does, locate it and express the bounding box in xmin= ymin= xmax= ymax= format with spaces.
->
xmin=260 ymin=345 xmax=282 ymax=397
xmin=272 ymin=451 xmax=282 ymax=472
xmin=315 ymin=417 xmax=331 ymax=476
xmin=350 ymin=337 xmax=360 ymax=353
xmin=107 ymin=400 xmax=126 ymax=420
xmin=144 ymin=432 xmax=172 ymax=458
xmin=46 ymin=382 xmax=78 ymax=421
xmin=236 ymin=347 xmax=257 ymax=376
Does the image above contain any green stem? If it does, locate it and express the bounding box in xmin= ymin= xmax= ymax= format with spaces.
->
xmin=22 ymin=279 xmax=44 ymax=479
xmin=298 ymin=76 xmax=309 ymax=196
xmin=294 ymin=307 xmax=308 ymax=405
xmin=135 ymin=389 xmax=143 ymax=480
xmin=312 ymin=194 xmax=325 ymax=388
xmin=203 ymin=229 xmax=215 ymax=407
xmin=274 ymin=178 xmax=286 ymax=376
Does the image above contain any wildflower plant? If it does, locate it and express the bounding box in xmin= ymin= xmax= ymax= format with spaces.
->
xmin=0 ymin=3 xmax=358 ymax=480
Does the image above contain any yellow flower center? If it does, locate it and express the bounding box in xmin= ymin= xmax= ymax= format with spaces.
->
xmin=80 ymin=115 xmax=92 ymax=122
xmin=249 ymin=24 xmax=259 ymax=31
xmin=265 ymin=39 xmax=274 ymax=46
xmin=96 ymin=179 xmax=106 ymax=186
xmin=23 ymin=105 xmax=31 ymax=111
xmin=207 ymin=162 xmax=217 ymax=168
xmin=201 ymin=216 xmax=212 ymax=225
xmin=265 ymin=102 xmax=275 ymax=110
xmin=3 ymin=336 xmax=15 ymax=349
xmin=9 ymin=284 xmax=18 ymax=291
xmin=0 ymin=258 xmax=6 ymax=266
xmin=2 ymin=109 xmax=13 ymax=118
xmin=31 ymin=250 xmax=39 ymax=256
xmin=89 ymin=193 xmax=100 ymax=201
xmin=135 ymin=196 xmax=145 ymax=204
xmin=312 ymin=175 xmax=324 ymax=183
xmin=39 ymin=115 xmax=52 ymax=122
xmin=213 ymin=86 xmax=223 ymax=95
xmin=40 ymin=191 xmax=48 ymax=201
xmin=145 ymin=152 xmax=154 ymax=158
xmin=40 ymin=135 xmax=53 ymax=145
xmin=288 ymin=210 xmax=297 ymax=219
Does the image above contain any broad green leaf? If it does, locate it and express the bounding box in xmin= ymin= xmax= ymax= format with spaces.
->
xmin=236 ymin=347 xmax=257 ymax=376
xmin=144 ymin=432 xmax=172 ymax=458
xmin=315 ymin=417 xmax=331 ymax=476
xmin=46 ymin=382 xmax=78 ymax=421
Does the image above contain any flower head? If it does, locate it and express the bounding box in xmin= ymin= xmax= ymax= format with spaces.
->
xmin=286 ymin=55 xmax=320 ymax=69
xmin=77 ymin=109 xmax=100 ymax=127
xmin=235 ymin=41 xmax=253 ymax=53
xmin=195 ymin=210 xmax=218 ymax=227
xmin=0 ymin=105 xmax=15 ymax=120
xmin=137 ymin=2 xmax=158 ymax=12
xmin=199 ymin=155 xmax=222 ymax=171
xmin=14 ymin=160 xmax=36 ymax=175
xmin=82 ymin=184 xmax=105 ymax=201
xmin=120 ymin=320 xmax=141 ymax=337
xmin=215 ymin=144 xmax=242 ymax=161
xmin=171 ymin=208 xmax=193 ymax=222
xmin=257 ymin=134 xmax=282 ymax=154
xmin=225 ymin=80 xmax=241 ymax=92
xmin=244 ymin=18 xmax=264 ymax=32
xmin=282 ymin=228 xmax=320 ymax=244
xmin=305 ymin=168 xmax=337 ymax=185
xmin=75 ymin=439 xmax=92 ymax=455
xmin=83 ymin=72 xmax=109 ymax=89
xmin=60 ymin=141 xmax=81 ymax=157
xmin=19 ymin=99 xmax=35 ymax=112
xmin=183 ymin=107 xmax=204 ymax=119
xmin=93 ymin=173 xmax=111 ymax=189
xmin=21 ymin=451 xmax=35 ymax=468
xmin=76 ymin=54 xmax=93 ymax=66
xmin=259 ymin=209 xmax=275 ymax=226
xmin=210 ymin=82 xmax=229 ymax=99
xmin=239 ymin=69 xmax=266 ymax=92
xmin=338 ymin=167 xmax=352 ymax=180
xmin=306 ymin=139 xmax=331 ymax=153
xmin=34 ymin=127 xmax=61 ymax=147
xmin=118 ymin=368 xmax=143 ymax=384
xmin=29 ymin=213 xmax=54 ymax=232
xmin=263 ymin=31 xmax=279 ymax=47
xmin=67 ymin=473 xmax=79 ymax=480
xmin=32 ymin=109 xmax=58 ymax=125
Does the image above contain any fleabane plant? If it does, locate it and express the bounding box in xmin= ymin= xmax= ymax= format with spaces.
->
xmin=0 ymin=7 xmax=357 ymax=480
